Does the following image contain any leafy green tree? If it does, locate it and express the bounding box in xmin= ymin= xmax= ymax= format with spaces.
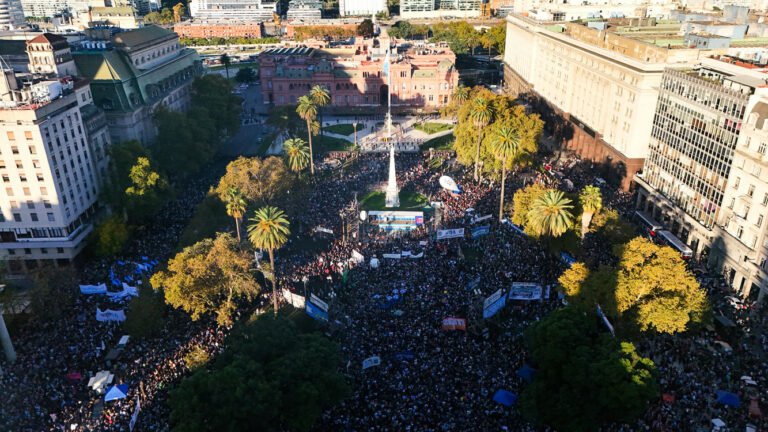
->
xmin=104 ymin=140 xmax=149 ymax=213
xmin=268 ymin=105 xmax=305 ymax=138
xmin=469 ymin=97 xmax=493 ymax=182
xmin=558 ymin=237 xmax=709 ymax=334
xmin=521 ymin=306 xmax=658 ymax=431
xmin=527 ymin=189 xmax=574 ymax=238
xmin=30 ymin=265 xmax=77 ymax=321
xmin=92 ymin=215 xmax=130 ymax=257
xmin=283 ymin=138 xmax=311 ymax=173
xmin=481 ymin=24 xmax=506 ymax=58
xmin=225 ymin=187 xmax=247 ymax=242
xmin=192 ymin=74 xmax=241 ymax=136
xmin=578 ymin=185 xmax=603 ymax=239
xmin=220 ymin=53 xmax=231 ymax=79
xmin=124 ymin=285 xmax=166 ymax=339
xmin=247 ymin=206 xmax=290 ymax=315
xmin=152 ymin=233 xmax=261 ymax=326
xmin=125 ymin=157 xmax=170 ymax=223
xmin=183 ymin=346 xmax=210 ymax=370
xmin=235 ymin=67 xmax=256 ymax=83
xmin=173 ymin=2 xmax=186 ymax=21
xmin=357 ymin=19 xmax=374 ymax=37
xmin=153 ymin=106 xmax=215 ymax=178
xmin=169 ymin=315 xmax=349 ymax=432
xmin=296 ymin=96 xmax=318 ymax=175
xmin=589 ymin=208 xmax=637 ymax=245
xmin=509 ymin=183 xmax=547 ymax=228
xmin=491 ymin=127 xmax=520 ymax=221
xmin=215 ymin=156 xmax=293 ymax=205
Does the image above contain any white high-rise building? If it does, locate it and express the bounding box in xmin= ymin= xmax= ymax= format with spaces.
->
xmin=0 ymin=74 xmax=109 ymax=271
xmin=189 ymin=0 xmax=281 ymax=21
xmin=339 ymin=0 xmax=386 ymax=17
xmin=0 ymin=0 xmax=24 ymax=29
xmin=19 ymin=0 xmax=68 ymax=18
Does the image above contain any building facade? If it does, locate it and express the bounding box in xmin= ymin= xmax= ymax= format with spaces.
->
xmin=26 ymin=33 xmax=78 ymax=77
xmin=173 ymin=21 xmax=264 ymax=39
xmin=401 ymin=0 xmax=483 ymax=18
xmin=188 ymin=0 xmax=280 ymax=21
xmin=86 ymin=6 xmax=143 ymax=29
xmin=19 ymin=0 xmax=69 ymax=18
xmin=502 ymin=14 xmax=731 ymax=190
xmin=259 ymin=38 xmax=458 ymax=110
xmin=0 ymin=0 xmax=24 ymax=29
xmin=73 ymin=25 xmax=203 ymax=144
xmin=0 ymin=76 xmax=108 ymax=270
xmin=339 ymin=0 xmax=386 ymax=17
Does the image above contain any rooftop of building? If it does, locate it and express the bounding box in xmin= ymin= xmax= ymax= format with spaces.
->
xmin=0 ymin=77 xmax=90 ymax=111
xmin=90 ymin=6 xmax=136 ymax=16
xmin=111 ymin=25 xmax=177 ymax=52
xmin=26 ymin=33 xmax=67 ymax=45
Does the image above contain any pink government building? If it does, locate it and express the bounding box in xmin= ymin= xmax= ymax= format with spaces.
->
xmin=258 ymin=37 xmax=459 ymax=110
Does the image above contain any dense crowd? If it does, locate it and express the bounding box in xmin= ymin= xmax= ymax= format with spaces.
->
xmin=2 ymin=150 xmax=767 ymax=432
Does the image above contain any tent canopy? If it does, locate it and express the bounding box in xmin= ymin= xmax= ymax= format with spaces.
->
xmin=516 ymin=365 xmax=538 ymax=382
xmin=492 ymin=389 xmax=517 ymax=407
xmin=716 ymin=390 xmax=741 ymax=407
xmin=105 ymin=384 xmax=129 ymax=402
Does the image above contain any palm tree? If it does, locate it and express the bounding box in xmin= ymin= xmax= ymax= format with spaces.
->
xmin=219 ymin=53 xmax=231 ymax=79
xmin=225 ymin=187 xmax=247 ymax=242
xmin=527 ymin=190 xmax=574 ymax=238
xmin=492 ymin=127 xmax=521 ymax=221
xmin=309 ymin=85 xmax=330 ymax=135
xmin=247 ymin=206 xmax=290 ymax=316
xmin=470 ymin=97 xmax=493 ymax=182
xmin=283 ymin=138 xmax=310 ymax=173
xmin=296 ymin=95 xmax=318 ymax=175
xmin=578 ymin=185 xmax=603 ymax=238
xmin=452 ymin=85 xmax=469 ymax=106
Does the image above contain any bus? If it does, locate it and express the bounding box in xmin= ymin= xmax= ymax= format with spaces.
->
xmin=656 ymin=230 xmax=694 ymax=259
xmin=634 ymin=210 xmax=664 ymax=237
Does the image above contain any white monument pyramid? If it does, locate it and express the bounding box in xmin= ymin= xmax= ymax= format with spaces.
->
xmin=385 ymin=145 xmax=399 ymax=208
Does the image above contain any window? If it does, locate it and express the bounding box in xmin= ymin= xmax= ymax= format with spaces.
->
xmin=15 ymin=161 xmax=21 ymax=169
xmin=47 ymin=212 xmax=54 ymax=221
xmin=5 ymin=187 xmax=12 ymax=196
xmin=43 ymin=200 xmax=51 ymax=208
xmin=32 ymin=160 xmax=40 ymax=168
xmin=23 ymin=248 xmax=30 ymax=255
xmin=738 ymin=226 xmax=744 ymax=239
xmin=0 ymin=161 xmax=4 ymax=169
xmin=13 ymin=213 xmax=21 ymax=222
xmin=734 ymin=177 xmax=741 ymax=188
xmin=30 ymin=213 xmax=38 ymax=222
xmin=24 ymin=131 xmax=32 ymax=140
xmin=757 ymin=215 xmax=763 ymax=227
xmin=748 ymin=184 xmax=755 ymax=197
xmin=36 ymin=174 xmax=43 ymax=181
xmin=40 ymin=187 xmax=47 ymax=195
xmin=759 ymin=142 xmax=767 ymax=154
xmin=6 ymin=131 xmax=14 ymax=141
xmin=11 ymin=146 xmax=18 ymax=154
xmin=57 ymin=247 xmax=64 ymax=253
xmin=26 ymin=201 xmax=33 ymax=209
xmin=1 ymin=175 xmax=8 ymax=183
xmin=19 ymin=174 xmax=26 ymax=182
xmin=41 ymin=247 xmax=47 ymax=254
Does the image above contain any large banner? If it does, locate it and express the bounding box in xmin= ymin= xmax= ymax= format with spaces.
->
xmin=305 ymin=301 xmax=328 ymax=322
xmin=560 ymin=252 xmax=577 ymax=267
xmin=129 ymin=395 xmax=141 ymax=431
xmin=351 ymin=250 xmax=365 ymax=264
xmin=106 ymin=283 xmax=139 ymax=300
xmin=437 ymin=228 xmax=464 ymax=240
xmin=362 ymin=356 xmax=381 ymax=370
xmin=96 ymin=308 xmax=126 ymax=322
xmin=382 ymin=253 xmax=402 ymax=259
xmin=309 ymin=294 xmax=329 ymax=312
xmin=509 ymin=283 xmax=543 ymax=301
xmin=316 ymin=226 xmax=334 ymax=235
xmin=79 ymin=284 xmax=107 ymax=295
xmin=282 ymin=289 xmax=305 ymax=308
xmin=442 ymin=317 xmax=467 ymax=331
xmin=472 ymin=225 xmax=490 ymax=239
xmin=483 ymin=289 xmax=506 ymax=319
xmin=472 ymin=214 xmax=492 ymax=224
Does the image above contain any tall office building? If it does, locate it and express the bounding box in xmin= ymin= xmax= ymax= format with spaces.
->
xmin=0 ymin=74 xmax=109 ymax=271
xmin=401 ymin=0 xmax=483 ymax=17
xmin=189 ymin=0 xmax=281 ymax=21
xmin=0 ymin=0 xmax=24 ymax=29
xmin=19 ymin=0 xmax=69 ymax=18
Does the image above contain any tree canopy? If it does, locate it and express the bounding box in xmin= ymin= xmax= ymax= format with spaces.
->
xmin=558 ymin=237 xmax=709 ymax=334
xmin=357 ymin=19 xmax=374 ymax=37
xmin=168 ymin=315 xmax=349 ymax=432
xmin=151 ymin=233 xmax=261 ymax=325
xmin=521 ymin=306 xmax=658 ymax=431
xmin=215 ymin=156 xmax=293 ymax=206
xmin=452 ymin=87 xmax=543 ymax=174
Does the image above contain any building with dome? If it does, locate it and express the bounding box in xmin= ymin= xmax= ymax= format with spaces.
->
xmin=258 ymin=37 xmax=459 ymax=110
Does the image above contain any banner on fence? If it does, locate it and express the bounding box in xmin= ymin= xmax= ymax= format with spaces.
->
xmin=305 ymin=301 xmax=328 ymax=322
xmin=282 ymin=289 xmax=305 ymax=308
xmin=483 ymin=289 xmax=507 ymax=319
xmin=362 ymin=356 xmax=381 ymax=370
xmin=437 ymin=228 xmax=464 ymax=240
xmin=472 ymin=225 xmax=490 ymax=238
xmin=316 ymin=226 xmax=334 ymax=235
xmin=79 ymin=284 xmax=107 ymax=295
xmin=96 ymin=308 xmax=126 ymax=322
xmin=442 ymin=317 xmax=467 ymax=331
xmin=509 ymin=283 xmax=543 ymax=301
xmin=473 ymin=214 xmax=492 ymax=224
xmin=382 ymin=253 xmax=402 ymax=259
xmin=310 ymin=294 xmax=329 ymax=312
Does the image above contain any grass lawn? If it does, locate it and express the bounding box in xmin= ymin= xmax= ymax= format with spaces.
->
xmin=360 ymin=190 xmax=429 ymax=210
xmin=322 ymin=123 xmax=356 ymax=136
xmin=420 ymin=133 xmax=455 ymax=151
xmin=414 ymin=122 xmax=452 ymax=134
xmin=313 ymin=135 xmax=357 ymax=152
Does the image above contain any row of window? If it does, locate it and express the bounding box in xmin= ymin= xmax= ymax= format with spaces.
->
xmin=0 ymin=212 xmax=55 ymax=222
xmin=6 ymin=247 xmax=65 ymax=255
